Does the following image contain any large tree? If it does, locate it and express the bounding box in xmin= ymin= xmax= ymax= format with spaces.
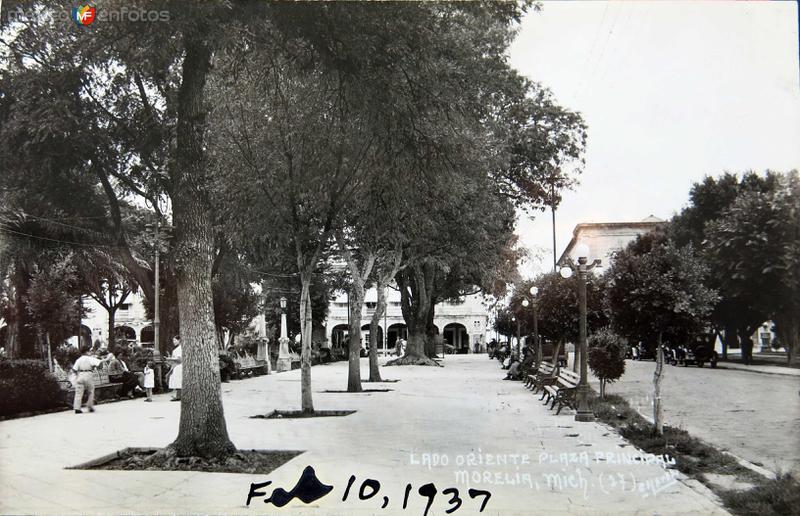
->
xmin=670 ymin=171 xmax=781 ymax=359
xmin=24 ymin=252 xmax=85 ymax=363
xmin=0 ymin=0 xmax=246 ymax=458
xmin=211 ymin=12 xmax=385 ymax=409
xmin=605 ymin=234 xmax=718 ymax=434
xmin=704 ymin=171 xmax=800 ymax=365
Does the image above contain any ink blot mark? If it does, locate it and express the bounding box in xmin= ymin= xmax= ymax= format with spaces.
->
xmin=266 ymin=465 xmax=334 ymax=506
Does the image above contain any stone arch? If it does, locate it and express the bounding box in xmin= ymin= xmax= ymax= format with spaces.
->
xmin=360 ymin=323 xmax=384 ymax=350
xmin=443 ymin=322 xmax=469 ymax=354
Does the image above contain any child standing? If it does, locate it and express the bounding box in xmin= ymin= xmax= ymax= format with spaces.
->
xmin=143 ymin=360 xmax=155 ymax=402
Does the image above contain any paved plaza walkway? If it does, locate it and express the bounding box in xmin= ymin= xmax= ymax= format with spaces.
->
xmin=0 ymin=355 xmax=727 ymax=515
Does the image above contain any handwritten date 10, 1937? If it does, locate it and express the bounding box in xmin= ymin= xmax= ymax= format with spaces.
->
xmin=246 ymin=466 xmax=492 ymax=515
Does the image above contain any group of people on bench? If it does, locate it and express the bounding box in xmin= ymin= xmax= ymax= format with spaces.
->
xmin=502 ymin=346 xmax=539 ymax=381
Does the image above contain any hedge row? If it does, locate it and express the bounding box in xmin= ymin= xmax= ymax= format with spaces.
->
xmin=0 ymin=359 xmax=65 ymax=417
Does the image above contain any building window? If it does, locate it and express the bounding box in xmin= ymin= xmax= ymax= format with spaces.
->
xmin=119 ymin=303 xmax=131 ymax=311
xmin=366 ymin=302 xmax=377 ymax=310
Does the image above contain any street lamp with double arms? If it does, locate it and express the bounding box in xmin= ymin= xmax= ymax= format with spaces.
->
xmin=560 ymin=243 xmax=601 ymax=422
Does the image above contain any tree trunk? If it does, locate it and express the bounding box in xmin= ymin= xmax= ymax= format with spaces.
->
xmin=552 ymin=340 xmax=563 ymax=365
xmin=387 ymin=265 xmax=439 ymax=366
xmin=653 ymin=332 xmax=664 ymax=435
xmin=425 ymin=299 xmax=437 ymax=357
xmin=347 ymin=284 xmax=365 ymax=392
xmin=107 ymin=307 xmax=116 ymax=350
xmin=5 ymin=320 xmax=19 ymax=359
xmin=10 ymin=269 xmax=36 ymax=358
xmin=722 ymin=324 xmax=738 ymax=360
xmin=775 ymin=313 xmax=799 ymax=366
xmin=368 ymin=286 xmax=386 ymax=382
xmin=738 ymin=326 xmax=754 ymax=365
xmin=599 ymin=378 xmax=605 ymax=400
xmin=167 ymin=28 xmax=235 ymax=459
xmin=299 ymin=273 xmax=314 ymax=412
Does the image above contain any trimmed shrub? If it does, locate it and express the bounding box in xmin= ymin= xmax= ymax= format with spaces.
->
xmin=53 ymin=344 xmax=81 ymax=370
xmin=588 ymin=328 xmax=627 ymax=399
xmin=0 ymin=359 xmax=65 ymax=417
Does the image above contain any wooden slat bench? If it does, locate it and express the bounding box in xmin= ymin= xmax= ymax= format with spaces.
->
xmin=233 ymin=356 xmax=267 ymax=378
xmin=523 ymin=361 xmax=542 ymax=388
xmin=52 ymin=363 xmax=124 ymax=406
xmin=542 ymin=369 xmax=581 ymax=415
xmin=530 ymin=361 xmax=559 ymax=394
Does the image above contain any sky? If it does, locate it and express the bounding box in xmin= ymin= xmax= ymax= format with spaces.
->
xmin=508 ymin=1 xmax=800 ymax=277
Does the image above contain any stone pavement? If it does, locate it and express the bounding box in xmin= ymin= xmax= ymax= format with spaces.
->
xmin=0 ymin=355 xmax=727 ymax=515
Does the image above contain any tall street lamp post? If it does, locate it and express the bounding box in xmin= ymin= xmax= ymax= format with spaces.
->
xmin=522 ymin=286 xmax=540 ymax=363
xmin=560 ymin=243 xmax=601 ymax=422
xmin=277 ymin=296 xmax=291 ymax=372
xmin=145 ymin=218 xmax=170 ymax=391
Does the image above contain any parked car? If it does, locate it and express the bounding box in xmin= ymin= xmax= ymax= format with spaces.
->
xmin=675 ymin=343 xmax=718 ymax=368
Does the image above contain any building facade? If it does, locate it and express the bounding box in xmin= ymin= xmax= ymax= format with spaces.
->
xmin=557 ymin=215 xmax=665 ymax=267
xmin=81 ymin=290 xmax=154 ymax=347
xmin=324 ymin=288 xmax=490 ymax=355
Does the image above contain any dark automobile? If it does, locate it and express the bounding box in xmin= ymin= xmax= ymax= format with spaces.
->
xmin=673 ymin=343 xmax=718 ymax=368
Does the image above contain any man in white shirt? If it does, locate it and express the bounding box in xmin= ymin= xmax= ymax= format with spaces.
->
xmin=71 ymin=347 xmax=113 ymax=414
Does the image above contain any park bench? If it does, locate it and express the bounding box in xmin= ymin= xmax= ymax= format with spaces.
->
xmin=529 ymin=361 xmax=558 ymax=394
xmin=542 ymin=369 xmax=581 ymax=415
xmin=51 ymin=362 xmax=124 ymax=406
xmin=232 ymin=355 xmax=267 ymax=378
xmin=523 ymin=361 xmax=543 ymax=388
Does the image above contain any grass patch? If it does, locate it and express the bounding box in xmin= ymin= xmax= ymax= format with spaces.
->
xmin=720 ymin=473 xmax=800 ymax=516
xmin=591 ymin=393 xmax=799 ymax=515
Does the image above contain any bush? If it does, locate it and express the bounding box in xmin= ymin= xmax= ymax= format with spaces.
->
xmin=588 ymin=328 xmax=626 ymax=399
xmin=0 ymin=360 xmax=65 ymax=417
xmin=53 ymin=344 xmax=81 ymax=370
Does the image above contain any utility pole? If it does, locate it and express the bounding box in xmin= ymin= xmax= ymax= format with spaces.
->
xmin=551 ymin=182 xmax=557 ymax=272
xmin=153 ymin=217 xmax=160 ymax=355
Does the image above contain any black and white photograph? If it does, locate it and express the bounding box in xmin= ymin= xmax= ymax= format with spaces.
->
xmin=0 ymin=1 xmax=798 ymax=515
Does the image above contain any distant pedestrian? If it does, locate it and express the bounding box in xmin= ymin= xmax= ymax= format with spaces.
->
xmin=168 ymin=336 xmax=182 ymax=401
xmin=71 ymin=347 xmax=113 ymax=414
xmin=142 ymin=360 xmax=155 ymax=402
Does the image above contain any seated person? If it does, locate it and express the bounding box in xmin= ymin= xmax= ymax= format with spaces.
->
xmin=218 ymin=351 xmax=235 ymax=382
xmin=503 ymin=354 xmax=522 ymax=380
xmin=107 ymin=349 xmax=144 ymax=398
xmin=518 ymin=350 xmax=537 ymax=377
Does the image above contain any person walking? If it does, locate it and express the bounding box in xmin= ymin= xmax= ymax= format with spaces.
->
xmin=71 ymin=347 xmax=113 ymax=414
